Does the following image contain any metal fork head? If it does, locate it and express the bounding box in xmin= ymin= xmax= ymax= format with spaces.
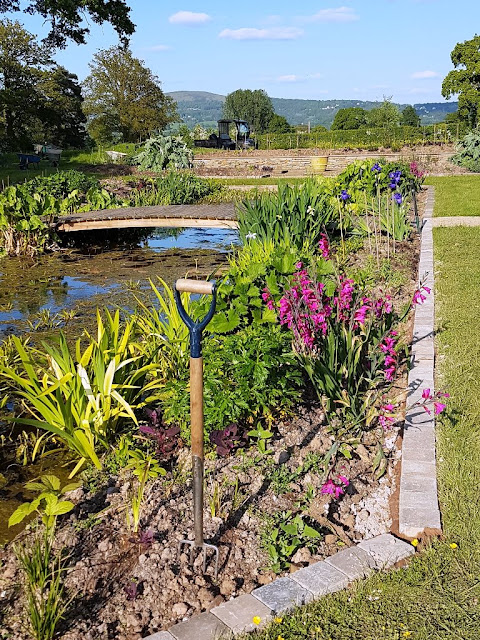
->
xmin=178 ymin=539 xmax=219 ymax=579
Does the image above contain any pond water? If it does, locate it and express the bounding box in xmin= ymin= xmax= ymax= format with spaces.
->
xmin=0 ymin=226 xmax=238 ymax=544
xmin=0 ymin=227 xmax=239 ymax=336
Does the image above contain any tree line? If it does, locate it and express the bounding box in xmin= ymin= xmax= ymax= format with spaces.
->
xmin=1 ymin=0 xmax=479 ymax=151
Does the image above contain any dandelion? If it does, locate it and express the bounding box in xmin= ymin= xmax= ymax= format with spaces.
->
xmin=274 ymin=617 xmax=283 ymax=623
xmin=450 ymin=542 xmax=458 ymax=549
xmin=253 ymin=616 xmax=262 ymax=625
xmin=411 ymin=538 xmax=419 ymax=547
xmin=403 ymin=632 xmax=412 ymax=638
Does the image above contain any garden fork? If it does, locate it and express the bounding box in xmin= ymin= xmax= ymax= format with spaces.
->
xmin=174 ymin=278 xmax=219 ymax=579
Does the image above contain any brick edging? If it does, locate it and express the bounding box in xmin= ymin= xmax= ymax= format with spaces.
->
xmin=143 ymin=193 xmax=441 ymax=640
xmin=398 ymin=185 xmax=441 ymax=538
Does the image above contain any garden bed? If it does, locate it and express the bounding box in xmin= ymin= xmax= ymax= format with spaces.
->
xmin=0 ymin=160 xmax=432 ymax=640
xmin=0 ymin=234 xmax=421 ymax=639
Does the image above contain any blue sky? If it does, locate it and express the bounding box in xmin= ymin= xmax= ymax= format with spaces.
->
xmin=8 ymin=0 xmax=478 ymax=104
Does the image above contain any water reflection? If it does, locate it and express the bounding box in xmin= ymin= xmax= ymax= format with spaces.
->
xmin=0 ymin=227 xmax=238 ymax=333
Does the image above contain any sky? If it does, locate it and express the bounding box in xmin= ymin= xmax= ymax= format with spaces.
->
xmin=6 ymin=0 xmax=479 ymax=104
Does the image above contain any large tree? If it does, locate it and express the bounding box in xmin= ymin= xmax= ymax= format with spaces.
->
xmin=83 ymin=46 xmax=178 ymax=144
xmin=400 ymin=105 xmax=421 ymax=127
xmin=331 ymin=107 xmax=367 ymax=130
xmin=442 ymin=35 xmax=480 ymax=128
xmin=36 ymin=66 xmax=86 ymax=147
xmin=367 ymin=97 xmax=400 ymax=128
xmin=223 ymin=89 xmax=274 ymax=134
xmin=268 ymin=114 xmax=294 ymax=134
xmin=0 ymin=20 xmax=86 ymax=150
xmin=0 ymin=0 xmax=135 ymax=48
xmin=0 ymin=19 xmax=51 ymax=149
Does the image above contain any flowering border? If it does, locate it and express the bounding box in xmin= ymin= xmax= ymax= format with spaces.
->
xmin=142 ymin=190 xmax=438 ymax=640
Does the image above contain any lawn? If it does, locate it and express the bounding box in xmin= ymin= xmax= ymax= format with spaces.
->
xmin=425 ymin=175 xmax=480 ymax=217
xmin=242 ymin=233 xmax=480 ymax=638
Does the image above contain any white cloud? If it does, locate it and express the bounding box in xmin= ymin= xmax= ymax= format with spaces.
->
xmin=169 ymin=11 xmax=211 ymax=25
xmin=411 ymin=70 xmax=439 ymax=79
xmin=300 ymin=7 xmax=359 ymax=23
xmin=278 ymin=74 xmax=301 ymax=82
xmin=277 ymin=72 xmax=324 ymax=82
xmin=219 ymin=27 xmax=303 ymax=40
xmin=146 ymin=44 xmax=170 ymax=51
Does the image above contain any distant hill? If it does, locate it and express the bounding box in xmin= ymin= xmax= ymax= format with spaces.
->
xmin=166 ymin=91 xmax=458 ymax=128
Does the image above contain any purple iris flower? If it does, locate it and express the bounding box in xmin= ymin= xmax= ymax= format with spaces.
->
xmin=393 ymin=193 xmax=403 ymax=205
xmin=371 ymin=163 xmax=382 ymax=172
xmin=340 ymin=189 xmax=350 ymax=201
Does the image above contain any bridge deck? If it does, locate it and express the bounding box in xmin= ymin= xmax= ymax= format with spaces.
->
xmin=56 ymin=203 xmax=239 ymax=232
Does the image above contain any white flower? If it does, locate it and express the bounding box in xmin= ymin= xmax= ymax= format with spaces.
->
xmin=307 ymin=206 xmax=315 ymax=215
xmin=245 ymin=232 xmax=257 ymax=240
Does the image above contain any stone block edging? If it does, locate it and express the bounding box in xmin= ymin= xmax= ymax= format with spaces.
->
xmin=143 ymin=187 xmax=439 ymax=639
xmin=144 ymin=534 xmax=415 ymax=640
xmin=399 ymin=185 xmax=442 ymax=538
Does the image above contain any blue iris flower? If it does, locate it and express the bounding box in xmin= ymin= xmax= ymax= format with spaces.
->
xmin=340 ymin=190 xmax=350 ymax=201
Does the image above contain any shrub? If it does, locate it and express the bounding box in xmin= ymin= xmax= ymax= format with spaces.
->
xmin=23 ymin=171 xmax=100 ymax=199
xmin=131 ymin=134 xmax=193 ymax=171
xmin=160 ymin=323 xmax=303 ymax=440
xmin=129 ymin=172 xmax=221 ymax=206
xmin=451 ymin=129 xmax=480 ymax=172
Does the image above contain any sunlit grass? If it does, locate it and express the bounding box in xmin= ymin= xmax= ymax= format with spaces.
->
xmin=426 ymin=175 xmax=480 ymax=217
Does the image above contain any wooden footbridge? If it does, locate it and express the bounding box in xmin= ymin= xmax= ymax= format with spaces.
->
xmin=55 ymin=203 xmax=239 ymax=233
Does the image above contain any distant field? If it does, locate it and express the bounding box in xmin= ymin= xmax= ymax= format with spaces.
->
xmin=426 ymin=175 xmax=480 ymax=217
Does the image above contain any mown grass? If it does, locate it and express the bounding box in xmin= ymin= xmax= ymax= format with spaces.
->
xmin=244 ymin=226 xmax=480 ymax=639
xmin=425 ymin=176 xmax=480 ymax=217
xmin=213 ymin=177 xmax=307 ymax=186
xmin=0 ymin=149 xmax=113 ymax=186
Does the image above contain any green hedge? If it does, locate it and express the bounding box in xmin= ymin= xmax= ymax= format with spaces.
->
xmin=256 ymin=123 xmax=467 ymax=151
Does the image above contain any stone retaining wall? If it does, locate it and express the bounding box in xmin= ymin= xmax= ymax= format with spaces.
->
xmin=193 ymin=152 xmax=450 ymax=177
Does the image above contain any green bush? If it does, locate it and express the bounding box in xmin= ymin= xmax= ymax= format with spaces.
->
xmin=23 ymin=171 xmax=100 ymax=199
xmin=130 ymin=172 xmax=222 ymax=206
xmin=451 ymin=129 xmax=480 ymax=172
xmin=160 ymin=323 xmax=303 ymax=440
xmin=131 ymin=134 xmax=193 ymax=171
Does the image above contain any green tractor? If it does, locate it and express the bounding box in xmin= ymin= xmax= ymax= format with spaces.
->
xmin=194 ymin=119 xmax=256 ymax=150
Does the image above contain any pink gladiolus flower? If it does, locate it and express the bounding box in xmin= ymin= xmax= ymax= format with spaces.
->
xmin=434 ymin=402 xmax=446 ymax=415
xmin=318 ymin=233 xmax=330 ymax=259
xmin=337 ymin=475 xmax=349 ymax=486
xmin=267 ymin=300 xmax=275 ymax=310
xmin=295 ymin=261 xmax=303 ymax=269
xmin=422 ymin=388 xmax=431 ymax=400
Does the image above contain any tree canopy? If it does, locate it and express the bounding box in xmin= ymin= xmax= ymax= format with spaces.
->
xmin=83 ymin=46 xmax=178 ymax=145
xmin=268 ymin=114 xmax=294 ymax=134
xmin=0 ymin=0 xmax=135 ymax=48
xmin=442 ymin=35 xmax=480 ymax=128
xmin=223 ymin=89 xmax=274 ymax=134
xmin=331 ymin=107 xmax=368 ymax=130
xmin=367 ymin=97 xmax=400 ymax=128
xmin=400 ymin=105 xmax=421 ymax=127
xmin=0 ymin=19 xmax=85 ymax=150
